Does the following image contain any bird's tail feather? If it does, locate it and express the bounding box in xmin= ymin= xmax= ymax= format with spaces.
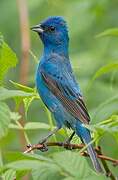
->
xmin=76 ymin=124 xmax=103 ymax=173
xmin=84 ymin=140 xmax=103 ymax=173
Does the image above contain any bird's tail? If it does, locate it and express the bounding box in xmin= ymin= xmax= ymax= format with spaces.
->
xmin=76 ymin=124 xmax=103 ymax=173
xmin=85 ymin=140 xmax=103 ymax=173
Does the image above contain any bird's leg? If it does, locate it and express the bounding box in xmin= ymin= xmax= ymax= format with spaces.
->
xmin=39 ymin=127 xmax=60 ymax=144
xmin=65 ymin=131 xmax=75 ymax=144
xmin=38 ymin=127 xmax=60 ymax=151
xmin=64 ymin=131 xmax=75 ymax=150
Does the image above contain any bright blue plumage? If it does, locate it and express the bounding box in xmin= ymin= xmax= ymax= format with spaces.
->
xmin=31 ymin=16 xmax=103 ymax=173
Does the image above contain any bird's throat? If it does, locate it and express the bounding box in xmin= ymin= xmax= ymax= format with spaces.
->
xmin=43 ymin=43 xmax=69 ymax=58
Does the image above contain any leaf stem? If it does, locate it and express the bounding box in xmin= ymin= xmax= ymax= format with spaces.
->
xmin=15 ymin=121 xmax=31 ymax=145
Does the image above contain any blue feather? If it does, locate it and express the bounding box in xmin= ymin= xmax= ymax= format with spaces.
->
xmin=32 ymin=16 xmax=103 ymax=173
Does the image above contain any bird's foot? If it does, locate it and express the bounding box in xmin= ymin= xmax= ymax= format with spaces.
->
xmin=38 ymin=139 xmax=48 ymax=152
xmin=38 ymin=143 xmax=48 ymax=152
xmin=27 ymin=144 xmax=32 ymax=148
xmin=63 ymin=131 xmax=75 ymax=150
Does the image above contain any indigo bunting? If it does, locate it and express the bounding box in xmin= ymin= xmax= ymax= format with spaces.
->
xmin=31 ymin=16 xmax=103 ymax=173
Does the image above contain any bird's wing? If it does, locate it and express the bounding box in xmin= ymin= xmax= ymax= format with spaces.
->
xmin=41 ymin=68 xmax=90 ymax=124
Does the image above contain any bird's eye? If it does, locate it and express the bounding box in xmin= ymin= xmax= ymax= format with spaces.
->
xmin=49 ymin=26 xmax=55 ymax=32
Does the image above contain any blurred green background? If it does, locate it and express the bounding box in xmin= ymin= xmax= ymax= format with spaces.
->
xmin=0 ymin=0 xmax=118 ymax=179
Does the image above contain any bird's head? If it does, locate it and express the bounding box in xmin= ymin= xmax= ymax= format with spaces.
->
xmin=31 ymin=16 xmax=69 ymax=48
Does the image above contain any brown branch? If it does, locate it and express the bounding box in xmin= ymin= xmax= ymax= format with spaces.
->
xmin=24 ymin=142 xmax=118 ymax=166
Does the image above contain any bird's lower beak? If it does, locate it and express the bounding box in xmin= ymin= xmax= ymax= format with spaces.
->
xmin=30 ymin=24 xmax=44 ymax=33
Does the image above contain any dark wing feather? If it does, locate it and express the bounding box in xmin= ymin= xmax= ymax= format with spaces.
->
xmin=41 ymin=72 xmax=90 ymax=124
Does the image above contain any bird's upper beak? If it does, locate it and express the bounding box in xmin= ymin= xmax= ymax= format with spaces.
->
xmin=30 ymin=24 xmax=44 ymax=33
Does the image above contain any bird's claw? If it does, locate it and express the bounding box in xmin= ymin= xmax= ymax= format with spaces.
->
xmin=39 ymin=143 xmax=48 ymax=152
xmin=27 ymin=144 xmax=32 ymax=148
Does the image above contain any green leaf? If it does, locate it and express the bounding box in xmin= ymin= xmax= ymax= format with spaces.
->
xmin=24 ymin=153 xmax=52 ymax=162
xmin=6 ymin=151 xmax=52 ymax=163
xmin=32 ymin=164 xmax=63 ymax=180
xmin=0 ymin=34 xmax=17 ymax=85
xmin=9 ymin=122 xmax=50 ymax=131
xmin=9 ymin=124 xmax=22 ymax=130
xmin=10 ymin=112 xmax=21 ymax=121
xmin=96 ymin=28 xmax=118 ymax=38
xmin=9 ymin=112 xmax=21 ymax=130
xmin=16 ymin=170 xmax=29 ymax=180
xmin=0 ymin=87 xmax=34 ymax=101
xmin=93 ymin=94 xmax=118 ymax=120
xmin=24 ymin=122 xmax=50 ymax=130
xmin=63 ymin=178 xmax=75 ymax=180
xmin=3 ymin=151 xmax=104 ymax=180
xmin=10 ymin=80 xmax=34 ymax=93
xmin=5 ymin=159 xmax=60 ymax=178
xmin=2 ymin=169 xmax=16 ymax=180
xmin=88 ymin=63 xmax=118 ymax=89
xmin=0 ymin=102 xmax=11 ymax=139
xmin=5 ymin=160 xmax=41 ymax=171
xmin=53 ymin=151 xmax=94 ymax=178
xmin=14 ymin=97 xmax=24 ymax=111
xmin=85 ymin=176 xmax=107 ymax=180
xmin=92 ymin=63 xmax=118 ymax=80
xmin=88 ymin=115 xmax=118 ymax=143
xmin=64 ymin=178 xmax=105 ymax=180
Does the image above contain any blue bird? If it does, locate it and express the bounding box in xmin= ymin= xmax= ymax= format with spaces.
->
xmin=31 ymin=16 xmax=103 ymax=173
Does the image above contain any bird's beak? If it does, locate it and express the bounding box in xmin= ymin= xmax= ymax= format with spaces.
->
xmin=30 ymin=24 xmax=44 ymax=33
